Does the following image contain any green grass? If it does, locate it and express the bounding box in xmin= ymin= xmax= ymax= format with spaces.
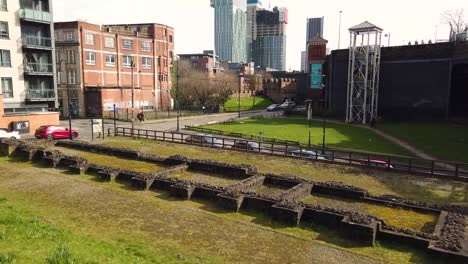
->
xmin=379 ymin=122 xmax=468 ymax=163
xmin=201 ymin=117 xmax=412 ymax=156
xmin=103 ymin=137 xmax=467 ymax=206
xmin=224 ymin=96 xmax=273 ymax=112
xmin=0 ymin=157 xmax=450 ymax=264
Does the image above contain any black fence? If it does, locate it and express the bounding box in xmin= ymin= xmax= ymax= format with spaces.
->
xmin=113 ymin=127 xmax=468 ymax=182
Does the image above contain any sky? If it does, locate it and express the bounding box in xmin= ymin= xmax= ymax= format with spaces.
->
xmin=53 ymin=0 xmax=468 ymax=71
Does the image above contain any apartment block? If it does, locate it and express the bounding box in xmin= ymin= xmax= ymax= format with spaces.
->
xmin=0 ymin=0 xmax=59 ymax=132
xmin=54 ymin=21 xmax=174 ymax=118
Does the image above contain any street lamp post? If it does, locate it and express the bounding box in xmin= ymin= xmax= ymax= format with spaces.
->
xmin=338 ymin=11 xmax=343 ymax=49
xmin=174 ymin=55 xmax=180 ymax=131
xmin=131 ymin=57 xmax=135 ymax=137
xmin=238 ymin=73 xmax=243 ymax=119
xmin=58 ymin=58 xmax=73 ymax=140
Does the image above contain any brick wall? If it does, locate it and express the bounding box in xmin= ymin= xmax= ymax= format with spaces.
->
xmin=0 ymin=112 xmax=59 ymax=134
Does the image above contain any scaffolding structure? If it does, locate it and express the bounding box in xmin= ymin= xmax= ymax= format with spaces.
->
xmin=346 ymin=21 xmax=382 ymax=124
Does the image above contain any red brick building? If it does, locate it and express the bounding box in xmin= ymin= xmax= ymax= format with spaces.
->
xmin=54 ymin=21 xmax=174 ymax=118
xmin=307 ymin=36 xmax=328 ymax=100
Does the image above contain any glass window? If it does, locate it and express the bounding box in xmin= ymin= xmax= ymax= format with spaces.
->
xmin=0 ymin=0 xmax=7 ymax=11
xmin=0 ymin=49 xmax=11 ymax=67
xmin=105 ymin=54 xmax=115 ymax=66
xmin=142 ymin=41 xmax=151 ymax=52
xmin=169 ymin=35 xmax=173 ymax=43
xmin=66 ymin=50 xmax=75 ymax=64
xmin=122 ymin=55 xmax=133 ymax=68
xmin=105 ymin=36 xmax=115 ymax=48
xmin=67 ymin=71 xmax=76 ymax=85
xmin=1 ymin=77 xmax=13 ymax=98
xmin=65 ymin=31 xmax=73 ymax=41
xmin=85 ymin=33 xmax=94 ymax=45
xmin=122 ymin=39 xmax=133 ymax=50
xmin=142 ymin=57 xmax=152 ymax=69
xmin=86 ymin=52 xmax=95 ymax=65
xmin=0 ymin=21 xmax=8 ymax=39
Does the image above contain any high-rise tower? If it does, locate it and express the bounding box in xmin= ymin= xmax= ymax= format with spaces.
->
xmin=211 ymin=0 xmax=247 ymax=63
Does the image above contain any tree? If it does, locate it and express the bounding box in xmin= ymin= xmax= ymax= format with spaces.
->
xmin=441 ymin=9 xmax=468 ymax=38
xmin=177 ymin=60 xmax=236 ymax=111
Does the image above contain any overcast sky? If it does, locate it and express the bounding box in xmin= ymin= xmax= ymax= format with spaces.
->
xmin=53 ymin=0 xmax=467 ymax=70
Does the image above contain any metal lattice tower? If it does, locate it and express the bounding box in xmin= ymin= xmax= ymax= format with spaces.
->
xmin=346 ymin=21 xmax=382 ymax=124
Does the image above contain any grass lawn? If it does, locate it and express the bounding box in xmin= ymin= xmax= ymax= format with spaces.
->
xmin=103 ymin=137 xmax=467 ymax=206
xmin=224 ymin=96 xmax=273 ymax=112
xmin=201 ymin=117 xmax=412 ymax=156
xmin=0 ymin=155 xmax=454 ymax=264
xmin=379 ymin=122 xmax=468 ymax=163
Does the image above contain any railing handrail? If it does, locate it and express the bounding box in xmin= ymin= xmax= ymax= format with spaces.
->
xmin=26 ymin=89 xmax=55 ymax=98
xmin=111 ymin=126 xmax=468 ymax=182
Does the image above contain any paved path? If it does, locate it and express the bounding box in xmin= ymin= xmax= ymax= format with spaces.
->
xmin=323 ymin=119 xmax=436 ymax=160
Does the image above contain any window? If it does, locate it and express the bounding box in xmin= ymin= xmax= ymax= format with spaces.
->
xmin=142 ymin=57 xmax=151 ymax=69
xmin=169 ymin=35 xmax=173 ymax=43
xmin=157 ymin=57 xmax=161 ymax=67
xmin=0 ymin=0 xmax=7 ymax=11
xmin=105 ymin=54 xmax=115 ymax=66
xmin=122 ymin=39 xmax=133 ymax=50
xmin=67 ymin=71 xmax=76 ymax=85
xmin=85 ymin=33 xmax=94 ymax=45
xmin=66 ymin=50 xmax=75 ymax=64
xmin=1 ymin=77 xmax=12 ymax=98
xmin=169 ymin=51 xmax=173 ymax=58
xmin=0 ymin=49 xmax=11 ymax=67
xmin=0 ymin=21 xmax=8 ymax=39
xmin=86 ymin=52 xmax=95 ymax=65
xmin=65 ymin=31 xmax=73 ymax=41
xmin=142 ymin=41 xmax=151 ymax=52
xmin=105 ymin=36 xmax=115 ymax=48
xmin=122 ymin=55 xmax=133 ymax=68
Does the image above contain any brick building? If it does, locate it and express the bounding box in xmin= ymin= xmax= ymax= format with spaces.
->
xmin=54 ymin=21 xmax=174 ymax=118
xmin=178 ymin=51 xmax=223 ymax=79
xmin=263 ymin=77 xmax=296 ymax=103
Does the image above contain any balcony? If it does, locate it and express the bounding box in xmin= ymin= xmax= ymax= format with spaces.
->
xmin=21 ymin=35 xmax=52 ymax=50
xmin=25 ymin=89 xmax=56 ymax=102
xmin=19 ymin=8 xmax=52 ymax=24
xmin=24 ymin=62 xmax=53 ymax=75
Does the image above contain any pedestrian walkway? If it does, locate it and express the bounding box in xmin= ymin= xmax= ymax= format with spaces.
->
xmin=323 ymin=119 xmax=436 ymax=160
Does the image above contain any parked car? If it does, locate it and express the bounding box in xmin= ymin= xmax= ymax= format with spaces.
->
xmin=266 ymin=104 xmax=281 ymax=112
xmin=232 ymin=141 xmax=260 ymax=151
xmin=0 ymin=128 xmax=21 ymax=140
xmin=358 ymin=158 xmax=394 ymax=169
xmin=35 ymin=125 xmax=79 ymax=140
xmin=288 ymin=149 xmax=328 ymax=161
xmin=184 ymin=134 xmax=223 ymax=147
xmin=280 ymin=101 xmax=296 ymax=109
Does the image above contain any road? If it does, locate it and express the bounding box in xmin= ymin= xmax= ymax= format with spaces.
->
xmin=59 ymin=110 xmax=279 ymax=140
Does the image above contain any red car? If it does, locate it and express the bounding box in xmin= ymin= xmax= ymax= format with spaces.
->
xmin=35 ymin=125 xmax=79 ymax=140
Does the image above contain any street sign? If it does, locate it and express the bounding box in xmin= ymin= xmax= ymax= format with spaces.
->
xmin=91 ymin=119 xmax=102 ymax=134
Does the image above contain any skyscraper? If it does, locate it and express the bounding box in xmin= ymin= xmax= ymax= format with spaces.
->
xmin=246 ymin=0 xmax=262 ymax=62
xmin=252 ymin=7 xmax=287 ymax=71
xmin=306 ymin=17 xmax=324 ymax=40
xmin=211 ymin=0 xmax=247 ymax=63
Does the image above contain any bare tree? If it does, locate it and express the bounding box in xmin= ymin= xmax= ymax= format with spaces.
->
xmin=441 ymin=9 xmax=468 ymax=36
xmin=177 ymin=60 xmax=235 ymax=111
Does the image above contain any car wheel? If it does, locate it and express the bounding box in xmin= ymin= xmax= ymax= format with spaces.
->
xmin=71 ymin=133 xmax=77 ymax=140
xmin=46 ymin=134 xmax=54 ymax=140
